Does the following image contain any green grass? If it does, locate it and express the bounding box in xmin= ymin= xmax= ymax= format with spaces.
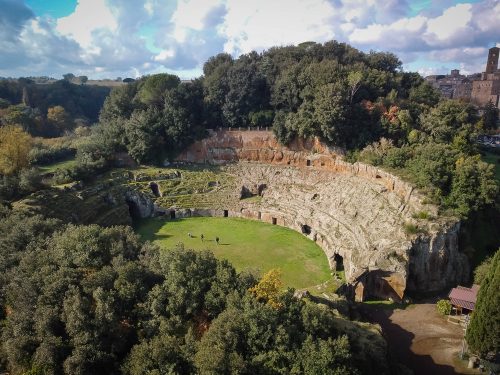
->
xmin=38 ymin=158 xmax=77 ymax=173
xmin=136 ymin=217 xmax=332 ymax=289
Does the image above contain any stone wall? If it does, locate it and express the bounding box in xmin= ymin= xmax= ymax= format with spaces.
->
xmin=176 ymin=130 xmax=432 ymax=214
xmin=173 ymin=130 xmax=469 ymax=300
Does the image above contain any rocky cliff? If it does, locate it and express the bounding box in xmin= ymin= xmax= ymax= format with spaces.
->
xmin=175 ymin=130 xmax=469 ymax=300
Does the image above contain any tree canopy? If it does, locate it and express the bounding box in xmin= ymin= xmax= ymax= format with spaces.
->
xmin=466 ymin=248 xmax=500 ymax=358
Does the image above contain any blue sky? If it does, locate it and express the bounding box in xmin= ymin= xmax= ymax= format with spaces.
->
xmin=0 ymin=0 xmax=498 ymax=79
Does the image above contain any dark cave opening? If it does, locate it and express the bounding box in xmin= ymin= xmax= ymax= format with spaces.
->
xmin=334 ymin=253 xmax=344 ymax=271
xmin=126 ymin=200 xmax=141 ymax=221
xmin=301 ymin=224 xmax=312 ymax=235
xmin=150 ymin=182 xmax=161 ymax=197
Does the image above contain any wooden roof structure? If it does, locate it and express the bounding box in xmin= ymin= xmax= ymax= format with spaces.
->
xmin=448 ymin=285 xmax=480 ymax=311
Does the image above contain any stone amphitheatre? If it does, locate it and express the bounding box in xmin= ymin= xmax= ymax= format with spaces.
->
xmin=17 ymin=129 xmax=470 ymax=302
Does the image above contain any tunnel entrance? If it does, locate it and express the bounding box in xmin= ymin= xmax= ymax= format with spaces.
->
xmin=170 ymin=210 xmax=176 ymax=219
xmin=334 ymin=253 xmax=344 ymax=271
xmin=149 ymin=182 xmax=161 ymax=197
xmin=258 ymin=212 xmax=262 ymax=220
xmin=301 ymin=224 xmax=312 ymax=235
xmin=306 ymin=159 xmax=311 ymax=166
xmin=272 ymin=217 xmax=277 ymax=225
xmin=224 ymin=210 xmax=228 ymax=217
xmin=126 ymin=200 xmax=141 ymax=221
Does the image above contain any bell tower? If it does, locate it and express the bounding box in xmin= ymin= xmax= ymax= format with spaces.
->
xmin=485 ymin=47 xmax=499 ymax=74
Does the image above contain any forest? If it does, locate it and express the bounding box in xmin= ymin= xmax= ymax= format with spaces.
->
xmin=0 ymin=40 xmax=499 ymax=374
xmin=80 ymin=41 xmax=497 ymax=219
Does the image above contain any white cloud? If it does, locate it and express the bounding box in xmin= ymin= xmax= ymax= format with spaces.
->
xmin=56 ymin=0 xmax=118 ymax=49
xmin=220 ymin=0 xmax=336 ymax=55
xmin=0 ymin=0 xmax=498 ymax=79
xmin=423 ymin=3 xmax=474 ymax=46
xmin=153 ymin=48 xmax=175 ymax=62
xmin=172 ymin=0 xmax=223 ymax=41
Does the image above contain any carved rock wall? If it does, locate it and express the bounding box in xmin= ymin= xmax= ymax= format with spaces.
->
xmin=174 ymin=130 xmax=469 ymax=299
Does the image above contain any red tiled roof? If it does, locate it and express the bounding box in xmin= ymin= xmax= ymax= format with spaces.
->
xmin=448 ymin=285 xmax=479 ymax=311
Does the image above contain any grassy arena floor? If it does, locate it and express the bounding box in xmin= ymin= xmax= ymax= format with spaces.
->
xmin=136 ymin=217 xmax=331 ymax=289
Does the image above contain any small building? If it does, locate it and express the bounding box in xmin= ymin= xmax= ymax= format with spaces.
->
xmin=448 ymin=284 xmax=480 ymax=315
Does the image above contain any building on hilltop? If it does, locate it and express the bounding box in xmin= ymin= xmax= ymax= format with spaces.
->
xmin=425 ymin=69 xmax=474 ymax=100
xmin=471 ymin=46 xmax=500 ymax=110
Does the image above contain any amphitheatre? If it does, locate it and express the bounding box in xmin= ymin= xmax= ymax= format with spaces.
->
xmin=17 ymin=129 xmax=470 ymax=302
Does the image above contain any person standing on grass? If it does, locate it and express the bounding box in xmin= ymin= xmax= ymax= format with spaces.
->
xmin=188 ymin=232 xmax=192 ymax=238
xmin=215 ymin=236 xmax=219 ymax=245
xmin=201 ymin=234 xmax=204 ymax=242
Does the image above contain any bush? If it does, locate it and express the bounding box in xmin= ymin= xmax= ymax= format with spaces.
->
xmin=412 ymin=211 xmax=431 ymax=220
xmin=403 ymin=223 xmax=419 ymax=235
xmin=436 ymin=299 xmax=452 ymax=315
xmin=383 ymin=147 xmax=409 ymax=168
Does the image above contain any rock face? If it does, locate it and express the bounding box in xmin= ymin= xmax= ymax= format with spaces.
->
xmin=175 ymin=130 xmax=469 ymax=300
xmin=124 ymin=189 xmax=155 ymax=219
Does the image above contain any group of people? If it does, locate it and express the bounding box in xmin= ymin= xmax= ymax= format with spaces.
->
xmin=188 ymin=232 xmax=220 ymax=244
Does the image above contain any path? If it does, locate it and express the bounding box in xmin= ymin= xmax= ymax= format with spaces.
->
xmin=359 ymin=302 xmax=478 ymax=375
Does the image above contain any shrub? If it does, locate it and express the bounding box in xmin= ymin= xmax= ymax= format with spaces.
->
xmin=403 ymin=223 xmax=419 ymax=235
xmin=436 ymin=299 xmax=451 ymax=315
xmin=412 ymin=211 xmax=431 ymax=220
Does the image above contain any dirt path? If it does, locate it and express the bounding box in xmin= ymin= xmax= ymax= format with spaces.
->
xmin=359 ymin=302 xmax=478 ymax=375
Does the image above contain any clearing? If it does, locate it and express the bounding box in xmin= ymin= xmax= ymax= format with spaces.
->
xmin=136 ymin=216 xmax=332 ymax=289
xmin=359 ymin=301 xmax=478 ymax=375
xmin=38 ymin=157 xmax=77 ymax=173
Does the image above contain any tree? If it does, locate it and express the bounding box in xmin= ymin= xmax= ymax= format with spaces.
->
xmin=474 ymin=256 xmax=493 ymax=285
xmin=249 ymin=268 xmax=284 ymax=308
xmin=137 ymin=74 xmax=180 ymax=108
xmin=124 ymin=108 xmax=165 ymax=163
xmin=447 ymin=155 xmax=498 ymax=217
xmin=47 ymin=105 xmax=72 ymax=134
xmin=436 ymin=299 xmax=452 ymax=315
xmin=420 ymin=100 xmax=478 ymax=144
xmin=63 ymin=73 xmax=75 ymax=81
xmin=408 ymin=82 xmax=440 ymax=107
xmin=313 ymin=82 xmax=349 ymax=144
xmin=78 ymin=76 xmax=88 ymax=85
xmin=466 ymin=249 xmax=500 ymax=357
xmin=0 ymin=125 xmax=32 ymax=175
xmin=347 ymin=70 xmax=363 ymax=104
xmin=482 ymin=100 xmax=499 ymax=130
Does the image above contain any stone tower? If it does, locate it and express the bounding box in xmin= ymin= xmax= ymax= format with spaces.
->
xmin=485 ymin=46 xmax=499 ymax=74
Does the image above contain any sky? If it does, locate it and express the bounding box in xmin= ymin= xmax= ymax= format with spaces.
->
xmin=0 ymin=0 xmax=499 ymax=79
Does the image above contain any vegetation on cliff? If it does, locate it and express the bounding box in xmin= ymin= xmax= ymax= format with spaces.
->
xmin=67 ymin=41 xmax=496 ymax=220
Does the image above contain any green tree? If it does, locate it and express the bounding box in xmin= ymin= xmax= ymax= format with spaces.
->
xmin=466 ymin=249 xmax=500 ymax=357
xmin=482 ymin=100 xmax=499 ymax=130
xmin=447 ymin=155 xmax=498 ymax=217
xmin=436 ymin=299 xmax=452 ymax=315
xmin=474 ymin=256 xmax=493 ymax=285
xmin=420 ymin=100 xmax=478 ymax=144
xmin=125 ymin=108 xmax=165 ymax=163
xmin=137 ymin=73 xmax=180 ymax=108
xmin=408 ymin=82 xmax=440 ymax=107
